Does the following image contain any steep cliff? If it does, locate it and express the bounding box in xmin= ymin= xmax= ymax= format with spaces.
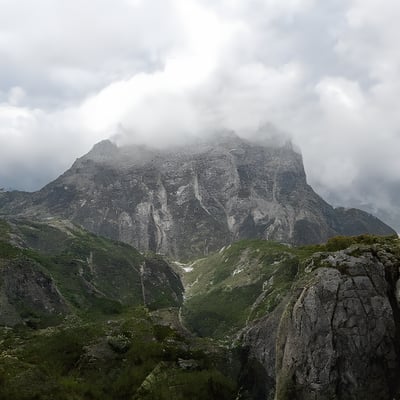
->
xmin=239 ymin=236 xmax=400 ymax=400
xmin=0 ymin=132 xmax=395 ymax=260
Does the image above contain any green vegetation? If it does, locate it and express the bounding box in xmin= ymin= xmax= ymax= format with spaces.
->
xmin=1 ymin=215 xmax=399 ymax=399
xmin=0 ymin=240 xmax=21 ymax=258
xmin=0 ymin=218 xmax=238 ymax=398
xmin=182 ymin=240 xmax=299 ymax=338
xmin=182 ymin=234 xmax=399 ymax=338
xmin=0 ymin=308 xmax=237 ymax=400
xmin=296 ymin=233 xmax=399 ymax=258
xmin=0 ymin=218 xmax=183 ymax=326
xmin=133 ymin=365 xmax=236 ymax=400
xmin=0 ymin=218 xmax=10 ymax=238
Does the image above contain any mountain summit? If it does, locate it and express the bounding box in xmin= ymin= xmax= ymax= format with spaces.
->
xmin=0 ymin=132 xmax=395 ymax=259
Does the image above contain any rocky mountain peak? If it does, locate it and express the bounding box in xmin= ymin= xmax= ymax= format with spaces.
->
xmin=205 ymin=130 xmax=245 ymax=148
xmin=84 ymin=139 xmax=119 ymax=162
xmin=0 ymin=133 xmax=395 ymax=260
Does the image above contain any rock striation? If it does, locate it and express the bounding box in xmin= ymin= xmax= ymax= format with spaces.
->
xmin=241 ymin=241 xmax=400 ymax=400
xmin=0 ymin=132 xmax=395 ymax=259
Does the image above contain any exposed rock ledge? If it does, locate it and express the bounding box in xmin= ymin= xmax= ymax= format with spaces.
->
xmin=241 ymin=243 xmax=400 ymax=400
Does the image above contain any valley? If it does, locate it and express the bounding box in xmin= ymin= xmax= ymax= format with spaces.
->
xmin=0 ymin=136 xmax=399 ymax=399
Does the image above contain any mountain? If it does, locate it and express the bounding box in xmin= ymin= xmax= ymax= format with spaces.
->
xmin=181 ymin=234 xmax=400 ymax=399
xmin=0 ymin=217 xmax=183 ymax=327
xmin=0 ymin=132 xmax=395 ymax=260
xmin=1 ymin=214 xmax=399 ymax=399
xmin=0 ymin=217 xmax=239 ymax=400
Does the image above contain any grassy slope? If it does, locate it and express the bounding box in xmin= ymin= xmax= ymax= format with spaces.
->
xmin=0 ymin=218 xmax=184 ymax=324
xmin=182 ymin=240 xmax=299 ymax=338
xmin=0 ymin=218 xmax=238 ymax=399
xmin=182 ymin=234 xmax=400 ymax=338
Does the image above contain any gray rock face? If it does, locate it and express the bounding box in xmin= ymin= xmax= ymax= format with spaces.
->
xmin=1 ymin=132 xmax=395 ymax=259
xmin=0 ymin=257 xmax=69 ymax=327
xmin=241 ymin=244 xmax=400 ymax=400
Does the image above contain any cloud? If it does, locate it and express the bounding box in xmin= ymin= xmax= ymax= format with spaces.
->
xmin=1 ymin=0 xmax=400 ymax=230
xmin=0 ymin=0 xmax=184 ymax=106
xmin=0 ymin=102 xmax=103 ymax=190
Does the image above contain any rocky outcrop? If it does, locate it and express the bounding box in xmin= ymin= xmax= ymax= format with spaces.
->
xmin=241 ymin=242 xmax=400 ymax=400
xmin=0 ymin=132 xmax=395 ymax=260
xmin=0 ymin=257 xmax=68 ymax=327
xmin=141 ymin=255 xmax=184 ymax=310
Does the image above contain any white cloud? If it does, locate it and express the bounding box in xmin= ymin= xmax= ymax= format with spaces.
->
xmin=0 ymin=0 xmax=184 ymax=105
xmin=1 ymin=0 xmax=400 ymax=229
xmin=316 ymin=78 xmax=365 ymax=110
xmin=7 ymin=87 xmax=26 ymax=106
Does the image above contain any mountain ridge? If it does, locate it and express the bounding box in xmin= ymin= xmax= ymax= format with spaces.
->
xmin=0 ymin=132 xmax=395 ymax=260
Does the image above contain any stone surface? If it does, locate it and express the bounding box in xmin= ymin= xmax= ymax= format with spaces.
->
xmin=0 ymin=132 xmax=395 ymax=260
xmin=241 ymin=243 xmax=400 ymax=400
xmin=0 ymin=257 xmax=69 ymax=327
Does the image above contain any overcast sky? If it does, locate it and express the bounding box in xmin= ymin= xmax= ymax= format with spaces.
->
xmin=1 ymin=0 xmax=400 ymax=229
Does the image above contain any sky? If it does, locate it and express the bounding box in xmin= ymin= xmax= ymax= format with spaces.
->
xmin=1 ymin=0 xmax=400 ymax=229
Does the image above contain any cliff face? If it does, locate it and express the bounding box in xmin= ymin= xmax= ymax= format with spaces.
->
xmin=1 ymin=132 xmax=394 ymax=260
xmin=240 ymin=240 xmax=400 ymax=400
xmin=0 ymin=257 xmax=69 ymax=327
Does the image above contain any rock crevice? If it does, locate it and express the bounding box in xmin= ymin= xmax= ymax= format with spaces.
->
xmin=241 ymin=244 xmax=400 ymax=400
xmin=0 ymin=133 xmax=394 ymax=260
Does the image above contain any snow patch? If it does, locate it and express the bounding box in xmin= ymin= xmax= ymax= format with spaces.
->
xmin=232 ymin=267 xmax=244 ymax=276
xmin=173 ymin=261 xmax=194 ymax=273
